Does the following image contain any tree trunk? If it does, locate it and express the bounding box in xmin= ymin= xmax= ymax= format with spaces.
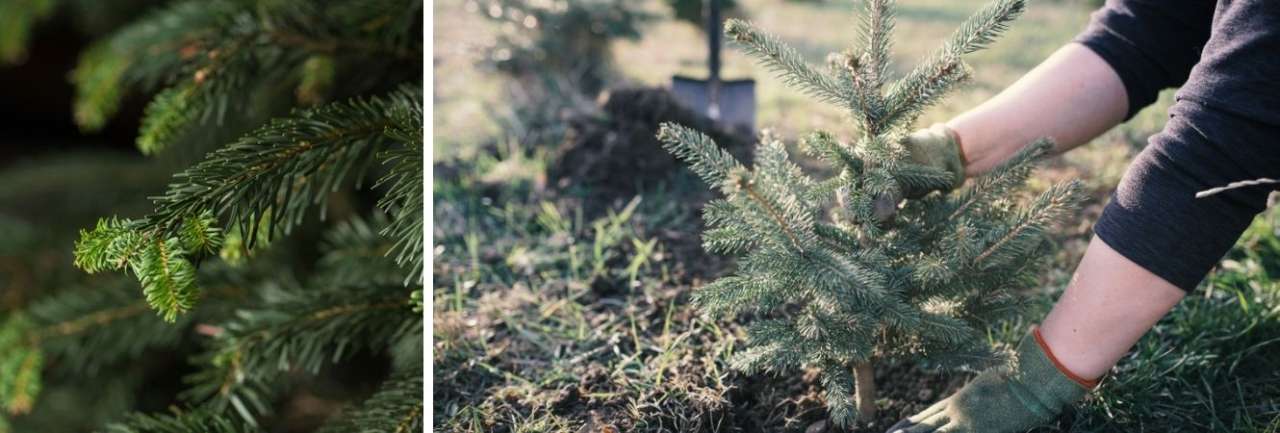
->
xmin=853 ymin=361 xmax=877 ymax=422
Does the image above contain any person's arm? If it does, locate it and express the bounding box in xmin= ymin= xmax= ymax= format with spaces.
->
xmin=1038 ymin=235 xmax=1184 ymax=379
xmin=942 ymin=0 xmax=1215 ymax=177
xmin=948 ymin=43 xmax=1128 ymax=176
xmin=1043 ymin=0 xmax=1280 ymax=381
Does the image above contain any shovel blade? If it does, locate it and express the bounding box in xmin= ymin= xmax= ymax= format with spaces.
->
xmin=671 ymin=75 xmax=756 ymax=134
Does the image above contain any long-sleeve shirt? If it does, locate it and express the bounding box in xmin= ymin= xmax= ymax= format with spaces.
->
xmin=1074 ymin=0 xmax=1280 ymax=291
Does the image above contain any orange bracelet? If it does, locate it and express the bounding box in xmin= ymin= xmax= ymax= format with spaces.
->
xmin=1032 ymin=326 xmax=1100 ymax=389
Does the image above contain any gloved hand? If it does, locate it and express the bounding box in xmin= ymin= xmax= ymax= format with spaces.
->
xmin=901 ymin=123 xmax=966 ymax=198
xmin=870 ymin=124 xmax=966 ymax=222
xmin=885 ymin=326 xmax=1096 ymax=433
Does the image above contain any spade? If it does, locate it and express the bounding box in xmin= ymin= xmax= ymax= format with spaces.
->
xmin=671 ymin=0 xmax=756 ymax=135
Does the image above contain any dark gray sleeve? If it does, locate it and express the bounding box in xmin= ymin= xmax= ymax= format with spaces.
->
xmin=1073 ymin=0 xmax=1214 ymax=120
xmin=1091 ymin=0 xmax=1280 ymax=292
xmin=1093 ymin=103 xmax=1279 ymax=292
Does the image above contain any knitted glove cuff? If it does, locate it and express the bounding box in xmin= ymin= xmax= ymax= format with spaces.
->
xmin=1002 ymin=326 xmax=1094 ymax=422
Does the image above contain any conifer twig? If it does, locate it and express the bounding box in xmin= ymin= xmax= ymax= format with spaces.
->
xmin=1195 ymin=178 xmax=1280 ymax=198
xmin=739 ymin=178 xmax=805 ymax=251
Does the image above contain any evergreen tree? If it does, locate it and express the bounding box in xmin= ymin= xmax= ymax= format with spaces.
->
xmin=0 ymin=0 xmax=423 ymax=431
xmin=657 ymin=0 xmax=1083 ymax=426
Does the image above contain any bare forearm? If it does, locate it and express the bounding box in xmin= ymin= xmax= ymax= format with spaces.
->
xmin=948 ymin=43 xmax=1128 ymax=176
xmin=1039 ymin=236 xmax=1185 ymax=380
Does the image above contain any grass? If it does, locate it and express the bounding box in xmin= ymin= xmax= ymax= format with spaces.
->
xmin=432 ymin=159 xmax=748 ymax=432
xmin=432 ymin=0 xmax=1280 ymax=431
xmin=1071 ymin=214 xmax=1280 ymax=432
xmin=433 ymin=147 xmax=1280 ymax=431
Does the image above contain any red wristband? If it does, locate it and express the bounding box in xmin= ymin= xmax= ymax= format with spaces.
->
xmin=1032 ymin=325 xmax=1100 ymax=389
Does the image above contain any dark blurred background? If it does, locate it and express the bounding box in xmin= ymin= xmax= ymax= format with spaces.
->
xmin=0 ymin=3 xmax=151 ymax=166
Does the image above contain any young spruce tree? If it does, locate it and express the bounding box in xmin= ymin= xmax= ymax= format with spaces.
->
xmin=657 ymin=0 xmax=1083 ymax=426
xmin=0 ymin=0 xmax=422 ymax=431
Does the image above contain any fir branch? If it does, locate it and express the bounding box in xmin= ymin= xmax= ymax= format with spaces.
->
xmin=69 ymin=0 xmax=239 ymax=132
xmin=814 ymin=223 xmax=861 ymax=254
xmin=74 ymin=217 xmax=144 ymax=274
xmin=916 ymin=312 xmax=979 ymax=347
xmin=5 ymin=352 xmax=39 ymax=415
xmin=724 ymin=19 xmax=854 ymax=111
xmin=911 ymin=254 xmax=953 ymax=288
xmin=72 ymin=0 xmax=420 ymax=149
xmin=317 ymin=215 xmax=404 ymax=287
xmin=136 ymin=84 xmax=198 ymax=156
xmin=183 ymin=285 xmax=419 ymax=423
xmin=296 ymin=55 xmax=337 ymax=105
xmin=656 ymin=123 xmax=745 ymax=190
xmin=883 ymin=0 xmax=1024 ymax=126
xmin=755 ymin=131 xmax=815 ymax=195
xmin=729 ymin=342 xmax=788 ymax=375
xmin=267 ymin=28 xmax=419 ymax=61
xmin=936 ymin=138 xmax=1052 ymax=227
xmin=736 ymin=173 xmax=807 ymax=251
xmin=732 ymin=320 xmax=807 ymax=373
xmin=146 ymin=85 xmax=422 ymax=245
xmin=130 ymin=22 xmax=266 ymax=156
xmin=374 ymin=99 xmax=425 ymax=285
xmin=821 ymin=364 xmax=857 ymax=428
xmin=74 ymin=213 xmax=219 ymax=321
xmin=71 ymin=42 xmax=130 ymax=132
xmin=881 ymin=59 xmax=970 ymax=129
xmin=802 ymin=130 xmax=863 ymax=176
xmin=800 ymin=247 xmax=889 ymax=310
xmin=701 ymin=226 xmax=755 ymax=255
xmin=102 ymin=408 xmax=248 ymax=433
xmin=316 ymin=370 xmax=423 ymax=433
xmin=25 ymin=279 xmax=190 ymax=375
xmin=944 ymin=0 xmax=1026 ymax=56
xmin=135 ymin=237 xmax=200 ymax=322
xmin=701 ymin=199 xmax=767 ymax=254
xmin=893 ymin=163 xmax=957 ymax=193
xmin=180 ymin=210 xmax=224 ymax=256
xmin=973 ymin=180 xmax=1084 ymax=268
xmin=691 ymin=274 xmax=784 ymax=318
xmin=259 ymin=0 xmax=424 ymax=61
xmin=857 ymin=0 xmax=894 ymax=90
xmin=0 ymin=313 xmax=41 ymax=415
xmin=0 ymin=0 xmax=57 ymax=64
xmin=28 ymin=303 xmax=150 ymax=344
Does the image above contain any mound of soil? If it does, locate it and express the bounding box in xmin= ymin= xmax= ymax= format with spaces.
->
xmin=550 ymin=86 xmax=754 ymax=202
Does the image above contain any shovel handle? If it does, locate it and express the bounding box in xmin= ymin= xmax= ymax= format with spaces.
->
xmin=706 ymin=0 xmax=722 ymax=119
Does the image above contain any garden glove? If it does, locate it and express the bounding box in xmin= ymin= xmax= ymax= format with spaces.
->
xmin=901 ymin=123 xmax=966 ymax=198
xmin=885 ymin=326 xmax=1097 ymax=433
xmin=870 ymin=123 xmax=966 ymax=222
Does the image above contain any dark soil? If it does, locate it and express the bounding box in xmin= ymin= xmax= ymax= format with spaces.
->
xmin=549 ymin=86 xmax=754 ymax=209
xmin=721 ymin=361 xmax=972 ymax=433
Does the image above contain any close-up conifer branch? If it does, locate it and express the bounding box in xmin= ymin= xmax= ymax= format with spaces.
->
xmin=0 ymin=0 xmax=423 ymax=430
